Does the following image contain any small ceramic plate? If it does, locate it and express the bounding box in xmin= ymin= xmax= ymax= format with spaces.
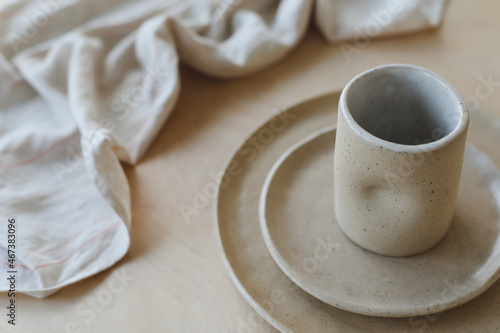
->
xmin=216 ymin=91 xmax=500 ymax=332
xmin=259 ymin=126 xmax=500 ymax=317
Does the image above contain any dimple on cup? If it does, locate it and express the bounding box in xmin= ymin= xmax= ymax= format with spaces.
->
xmin=334 ymin=64 xmax=469 ymax=257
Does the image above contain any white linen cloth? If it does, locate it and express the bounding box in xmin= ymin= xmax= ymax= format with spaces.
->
xmin=0 ymin=0 xmax=448 ymax=297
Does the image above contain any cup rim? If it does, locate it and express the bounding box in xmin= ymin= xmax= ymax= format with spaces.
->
xmin=339 ymin=64 xmax=469 ymax=153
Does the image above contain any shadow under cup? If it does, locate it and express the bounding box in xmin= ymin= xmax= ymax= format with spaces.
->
xmin=335 ymin=64 xmax=469 ymax=257
xmin=346 ymin=66 xmax=464 ymax=146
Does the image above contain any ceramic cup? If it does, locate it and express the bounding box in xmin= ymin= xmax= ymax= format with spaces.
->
xmin=334 ymin=64 xmax=469 ymax=256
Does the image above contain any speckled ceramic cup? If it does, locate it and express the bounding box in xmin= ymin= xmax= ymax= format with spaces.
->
xmin=334 ymin=64 xmax=469 ymax=256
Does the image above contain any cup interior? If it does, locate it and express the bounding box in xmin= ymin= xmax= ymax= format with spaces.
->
xmin=345 ymin=67 xmax=464 ymax=145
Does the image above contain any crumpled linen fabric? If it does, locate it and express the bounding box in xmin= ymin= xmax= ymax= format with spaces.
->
xmin=0 ymin=0 xmax=448 ymax=297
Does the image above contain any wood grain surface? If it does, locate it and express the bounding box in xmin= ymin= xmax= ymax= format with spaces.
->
xmin=1 ymin=0 xmax=500 ymax=332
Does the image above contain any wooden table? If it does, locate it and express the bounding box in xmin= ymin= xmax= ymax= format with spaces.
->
xmin=2 ymin=0 xmax=500 ymax=331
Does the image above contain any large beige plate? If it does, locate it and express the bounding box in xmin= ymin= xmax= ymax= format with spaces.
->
xmin=215 ymin=91 xmax=500 ymax=332
xmin=259 ymin=126 xmax=500 ymax=318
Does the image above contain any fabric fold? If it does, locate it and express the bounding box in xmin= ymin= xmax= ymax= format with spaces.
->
xmin=0 ymin=0 xmax=448 ymax=297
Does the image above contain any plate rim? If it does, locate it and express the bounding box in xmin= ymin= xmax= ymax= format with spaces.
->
xmin=213 ymin=92 xmax=342 ymax=332
xmin=214 ymin=90 xmax=500 ymax=332
xmin=259 ymin=125 xmax=500 ymax=317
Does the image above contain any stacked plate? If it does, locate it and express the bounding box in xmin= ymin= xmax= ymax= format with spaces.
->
xmin=215 ymin=91 xmax=500 ymax=332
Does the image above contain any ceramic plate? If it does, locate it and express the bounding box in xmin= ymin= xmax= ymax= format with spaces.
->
xmin=259 ymin=126 xmax=500 ymax=317
xmin=216 ymin=91 xmax=500 ymax=332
